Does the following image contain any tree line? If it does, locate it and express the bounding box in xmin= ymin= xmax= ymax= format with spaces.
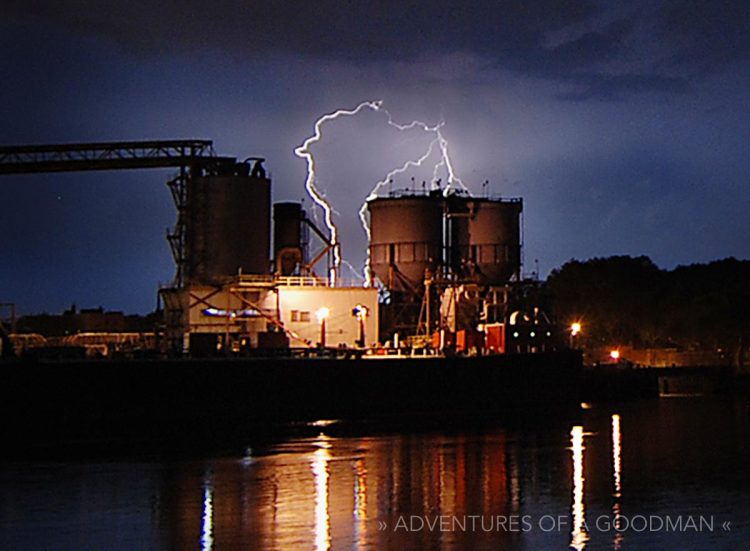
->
xmin=544 ymin=256 xmax=750 ymax=361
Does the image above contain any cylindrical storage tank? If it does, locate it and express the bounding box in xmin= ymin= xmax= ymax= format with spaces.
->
xmin=368 ymin=195 xmax=443 ymax=292
xmin=273 ymin=202 xmax=303 ymax=276
xmin=185 ymin=171 xmax=271 ymax=284
xmin=466 ymin=198 xmax=522 ymax=285
xmin=444 ymin=195 xmax=470 ymax=276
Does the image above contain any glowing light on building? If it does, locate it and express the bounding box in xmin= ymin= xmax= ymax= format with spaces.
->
xmin=610 ymin=349 xmax=621 ymax=361
xmin=570 ymin=425 xmax=588 ymax=551
xmin=570 ymin=322 xmax=581 ymax=336
xmin=316 ymin=307 xmax=330 ymax=323
xmin=202 ymin=307 xmax=260 ymax=318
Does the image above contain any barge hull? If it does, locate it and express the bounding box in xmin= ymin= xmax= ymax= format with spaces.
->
xmin=1 ymin=351 xmax=582 ymax=448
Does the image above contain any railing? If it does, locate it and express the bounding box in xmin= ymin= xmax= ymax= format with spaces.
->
xmin=159 ymin=274 xmax=370 ymax=289
xmin=0 ymin=140 xmax=236 ymax=174
xmin=274 ymin=276 xmax=329 ymax=287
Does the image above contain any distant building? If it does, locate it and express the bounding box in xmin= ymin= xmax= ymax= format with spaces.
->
xmin=15 ymin=305 xmax=157 ymax=336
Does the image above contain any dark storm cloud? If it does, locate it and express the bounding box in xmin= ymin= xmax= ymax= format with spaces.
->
xmin=4 ymin=0 xmax=598 ymax=60
xmin=555 ymin=72 xmax=689 ymax=102
xmin=3 ymin=0 xmax=690 ymax=99
xmin=659 ymin=0 xmax=750 ymax=73
xmin=504 ymin=17 xmax=678 ymax=101
xmin=530 ymin=18 xmax=634 ymax=72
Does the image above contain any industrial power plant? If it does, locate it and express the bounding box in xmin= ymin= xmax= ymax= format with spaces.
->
xmin=0 ymin=138 xmax=584 ymax=446
xmin=0 ymin=139 xmax=562 ymax=359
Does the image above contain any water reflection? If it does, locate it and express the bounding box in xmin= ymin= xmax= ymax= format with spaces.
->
xmin=312 ymin=437 xmax=331 ymax=551
xmin=353 ymin=457 xmax=367 ymax=550
xmin=353 ymin=458 xmax=367 ymax=521
xmin=200 ymin=470 xmax=214 ymax=551
xmin=151 ymin=424 xmax=571 ymax=550
xmin=7 ymin=398 xmax=743 ymax=550
xmin=612 ymin=414 xmax=622 ymax=498
xmin=570 ymin=425 xmax=589 ymax=551
xmin=154 ymin=416 xmax=626 ymax=550
xmin=612 ymin=413 xmax=623 ymax=550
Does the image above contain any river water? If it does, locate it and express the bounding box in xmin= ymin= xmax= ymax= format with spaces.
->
xmin=1 ymin=396 xmax=748 ymax=550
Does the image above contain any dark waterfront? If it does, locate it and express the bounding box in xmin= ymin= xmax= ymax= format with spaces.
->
xmin=1 ymin=395 xmax=749 ymax=550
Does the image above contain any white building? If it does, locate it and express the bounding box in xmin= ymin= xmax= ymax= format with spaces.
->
xmin=164 ymin=275 xmax=378 ymax=354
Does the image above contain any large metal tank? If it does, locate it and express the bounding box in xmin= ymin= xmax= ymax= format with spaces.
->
xmin=444 ymin=195 xmax=470 ymax=276
xmin=465 ymin=198 xmax=522 ymax=285
xmin=273 ymin=202 xmax=303 ymax=276
xmin=368 ymin=194 xmax=443 ymax=291
xmin=185 ymin=166 xmax=271 ymax=285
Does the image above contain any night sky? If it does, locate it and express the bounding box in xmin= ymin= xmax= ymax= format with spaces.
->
xmin=2 ymin=1 xmax=749 ymax=314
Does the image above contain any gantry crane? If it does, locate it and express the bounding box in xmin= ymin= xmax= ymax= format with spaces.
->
xmin=0 ymin=139 xmax=261 ymax=286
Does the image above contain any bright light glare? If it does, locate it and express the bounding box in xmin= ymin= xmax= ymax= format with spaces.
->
xmin=316 ymin=307 xmax=330 ymax=323
xmin=610 ymin=349 xmax=620 ymax=360
xmin=570 ymin=322 xmax=581 ymax=335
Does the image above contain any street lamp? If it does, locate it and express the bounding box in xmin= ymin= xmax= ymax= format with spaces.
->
xmin=352 ymin=304 xmax=369 ymax=348
xmin=569 ymin=322 xmax=582 ymax=348
xmin=316 ymin=307 xmax=330 ymax=348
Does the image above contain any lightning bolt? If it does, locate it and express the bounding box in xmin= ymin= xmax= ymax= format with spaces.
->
xmin=375 ymin=107 xmax=469 ymax=195
xmin=358 ymin=137 xmax=441 ymax=283
xmin=357 ymin=107 xmax=468 ymax=284
xmin=435 ymin=127 xmax=468 ymax=194
xmin=295 ymin=100 xmax=381 ymax=286
xmin=296 ymin=100 xmax=466 ymax=287
xmin=341 ymin=259 xmax=366 ymax=284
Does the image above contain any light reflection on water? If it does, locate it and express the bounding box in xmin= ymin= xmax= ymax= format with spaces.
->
xmin=570 ymin=425 xmax=588 ymax=550
xmin=569 ymin=414 xmax=624 ymax=551
xmin=352 ymin=456 xmax=367 ymax=550
xmin=200 ymin=470 xmax=214 ymax=551
xmin=1 ymin=396 xmax=749 ymax=550
xmin=312 ymin=437 xmax=331 ymax=551
xmin=612 ymin=413 xmax=623 ymax=551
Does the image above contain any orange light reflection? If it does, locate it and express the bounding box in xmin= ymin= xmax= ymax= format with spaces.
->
xmin=312 ymin=438 xmax=331 ymax=551
xmin=570 ymin=426 xmax=588 ymax=551
xmin=612 ymin=414 xmax=623 ymax=550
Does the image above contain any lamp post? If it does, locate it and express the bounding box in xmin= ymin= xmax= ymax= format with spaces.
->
xmin=316 ymin=307 xmax=330 ymax=348
xmin=569 ymin=322 xmax=581 ymax=349
xmin=352 ymin=304 xmax=369 ymax=348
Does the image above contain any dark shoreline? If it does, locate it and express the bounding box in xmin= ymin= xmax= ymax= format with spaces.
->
xmin=2 ymin=352 xmax=747 ymax=458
